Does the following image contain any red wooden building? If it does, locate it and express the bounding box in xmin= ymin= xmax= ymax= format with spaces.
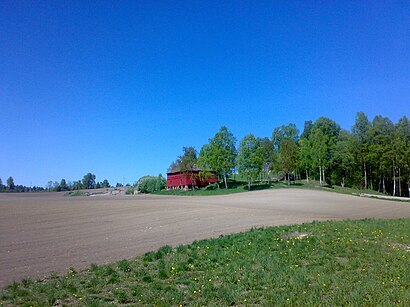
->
xmin=166 ymin=170 xmax=217 ymax=189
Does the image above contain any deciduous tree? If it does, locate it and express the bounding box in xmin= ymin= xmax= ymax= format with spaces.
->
xmin=352 ymin=112 xmax=371 ymax=189
xmin=258 ymin=137 xmax=275 ymax=182
xmin=237 ymin=134 xmax=263 ymax=190
xmin=7 ymin=176 xmax=15 ymax=190
xmin=331 ymin=130 xmax=355 ymax=187
xmin=280 ymin=138 xmax=298 ymax=185
xmin=394 ymin=116 xmax=410 ymax=196
xmin=82 ymin=173 xmax=96 ymax=189
xmin=272 ymin=123 xmax=299 ymax=151
xmin=298 ymin=138 xmax=312 ymax=183
xmin=198 ymin=126 xmax=237 ymax=189
xmin=309 ymin=117 xmax=340 ymax=185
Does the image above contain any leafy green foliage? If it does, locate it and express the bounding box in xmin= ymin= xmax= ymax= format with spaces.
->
xmin=136 ymin=175 xmax=166 ymax=193
xmin=6 ymin=176 xmax=15 ymax=190
xmin=82 ymin=173 xmax=96 ymax=189
xmin=198 ymin=126 xmax=237 ymax=189
xmin=272 ymin=123 xmax=299 ymax=150
xmin=280 ymin=138 xmax=298 ymax=184
xmin=237 ymin=134 xmax=264 ymax=190
xmin=331 ymin=130 xmax=356 ymax=187
xmin=168 ymin=146 xmax=198 ymax=173
xmin=101 ymin=179 xmax=110 ymax=188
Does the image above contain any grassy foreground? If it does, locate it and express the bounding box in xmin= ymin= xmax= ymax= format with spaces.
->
xmin=1 ymin=219 xmax=409 ymax=306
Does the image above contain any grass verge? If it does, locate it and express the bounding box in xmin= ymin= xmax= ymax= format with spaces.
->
xmin=155 ymin=180 xmax=410 ymax=202
xmin=155 ymin=180 xmax=296 ymax=196
xmin=1 ymin=219 xmax=409 ymax=306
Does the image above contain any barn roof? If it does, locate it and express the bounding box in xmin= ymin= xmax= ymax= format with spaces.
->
xmin=167 ymin=166 xmax=215 ymax=175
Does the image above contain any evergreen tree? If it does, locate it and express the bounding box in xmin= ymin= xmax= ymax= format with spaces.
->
xmin=59 ymin=179 xmax=68 ymax=191
xmin=101 ymin=179 xmax=110 ymax=188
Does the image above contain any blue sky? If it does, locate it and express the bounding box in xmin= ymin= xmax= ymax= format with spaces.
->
xmin=1 ymin=1 xmax=409 ymax=187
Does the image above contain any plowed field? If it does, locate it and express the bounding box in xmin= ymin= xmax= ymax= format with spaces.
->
xmin=1 ymin=189 xmax=409 ymax=287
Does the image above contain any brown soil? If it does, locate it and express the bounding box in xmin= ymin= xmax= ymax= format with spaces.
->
xmin=0 ymin=189 xmax=409 ymax=287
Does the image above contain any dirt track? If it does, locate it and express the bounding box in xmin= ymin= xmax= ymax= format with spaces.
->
xmin=0 ymin=189 xmax=409 ymax=287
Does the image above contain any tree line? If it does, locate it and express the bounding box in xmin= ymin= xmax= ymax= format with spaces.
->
xmin=0 ymin=176 xmax=45 ymax=192
xmin=0 ymin=173 xmax=114 ymax=193
xmin=45 ymin=173 xmax=112 ymax=192
xmin=169 ymin=112 xmax=410 ymax=196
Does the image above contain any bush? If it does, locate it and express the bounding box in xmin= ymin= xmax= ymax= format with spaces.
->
xmin=136 ymin=175 xmax=166 ymax=194
xmin=125 ymin=187 xmax=134 ymax=195
xmin=203 ymin=183 xmax=218 ymax=190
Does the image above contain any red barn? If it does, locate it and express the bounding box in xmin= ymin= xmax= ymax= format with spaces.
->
xmin=166 ymin=170 xmax=217 ymax=189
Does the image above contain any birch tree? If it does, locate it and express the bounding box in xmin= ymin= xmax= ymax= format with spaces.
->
xmin=309 ymin=117 xmax=340 ymax=185
xmin=198 ymin=126 xmax=237 ymax=189
xmin=352 ymin=112 xmax=371 ymax=189
xmin=280 ymin=138 xmax=298 ymax=185
xmin=237 ymin=134 xmax=263 ymax=190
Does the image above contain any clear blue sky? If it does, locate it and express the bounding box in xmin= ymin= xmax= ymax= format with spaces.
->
xmin=1 ymin=1 xmax=409 ymax=187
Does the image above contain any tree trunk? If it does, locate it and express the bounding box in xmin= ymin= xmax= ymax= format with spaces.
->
xmin=248 ymin=177 xmax=251 ymax=191
xmin=408 ymin=180 xmax=410 ymax=198
xmin=223 ymin=174 xmax=228 ymax=189
xmin=319 ymin=166 xmax=322 ymax=185
xmin=369 ymin=165 xmax=373 ymax=190
xmin=364 ymin=162 xmax=367 ymax=189
xmin=398 ymin=168 xmax=401 ymax=196
xmin=393 ymin=161 xmax=396 ymax=196
xmin=382 ymin=176 xmax=386 ymax=194
xmin=322 ymin=167 xmax=325 ymax=185
xmin=341 ymin=176 xmax=345 ymax=188
xmin=306 ymin=170 xmax=309 ymax=184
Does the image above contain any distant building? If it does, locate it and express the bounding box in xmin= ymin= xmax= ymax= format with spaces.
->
xmin=166 ymin=169 xmax=217 ymax=190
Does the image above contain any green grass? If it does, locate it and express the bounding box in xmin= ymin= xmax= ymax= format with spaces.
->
xmin=155 ymin=180 xmax=410 ymax=202
xmin=1 ymin=219 xmax=409 ymax=306
xmin=299 ymin=182 xmax=387 ymax=195
xmin=64 ymin=191 xmax=88 ymax=197
xmin=155 ymin=180 xmax=295 ymax=196
xmin=64 ymin=190 xmax=108 ymax=197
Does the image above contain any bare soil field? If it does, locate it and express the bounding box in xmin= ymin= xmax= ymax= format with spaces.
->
xmin=0 ymin=189 xmax=409 ymax=287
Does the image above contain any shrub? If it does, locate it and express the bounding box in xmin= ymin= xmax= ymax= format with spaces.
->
xmin=203 ymin=183 xmax=218 ymax=190
xmin=136 ymin=175 xmax=166 ymax=194
xmin=125 ymin=187 xmax=134 ymax=195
